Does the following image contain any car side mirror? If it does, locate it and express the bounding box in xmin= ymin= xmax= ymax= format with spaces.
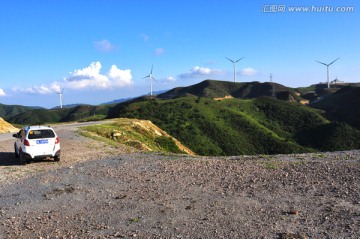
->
xmin=13 ymin=134 xmax=19 ymax=138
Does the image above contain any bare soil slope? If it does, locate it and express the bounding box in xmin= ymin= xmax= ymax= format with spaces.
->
xmin=0 ymin=118 xmax=18 ymax=134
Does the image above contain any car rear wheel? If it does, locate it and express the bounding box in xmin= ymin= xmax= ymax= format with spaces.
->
xmin=19 ymin=151 xmax=27 ymax=165
xmin=14 ymin=144 xmax=19 ymax=158
xmin=54 ymin=156 xmax=60 ymax=162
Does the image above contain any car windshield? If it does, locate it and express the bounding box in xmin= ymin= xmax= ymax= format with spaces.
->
xmin=28 ymin=129 xmax=55 ymax=139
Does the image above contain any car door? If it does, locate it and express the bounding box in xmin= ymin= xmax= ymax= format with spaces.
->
xmin=15 ymin=129 xmax=25 ymax=151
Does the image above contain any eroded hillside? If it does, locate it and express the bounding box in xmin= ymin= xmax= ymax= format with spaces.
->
xmin=0 ymin=117 xmax=18 ymax=133
xmin=80 ymin=118 xmax=195 ymax=155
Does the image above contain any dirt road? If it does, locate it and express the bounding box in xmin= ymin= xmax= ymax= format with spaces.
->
xmin=0 ymin=128 xmax=360 ymax=238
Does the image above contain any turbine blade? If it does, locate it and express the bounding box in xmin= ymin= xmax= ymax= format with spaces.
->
xmin=152 ymin=76 xmax=158 ymax=83
xmin=151 ymin=64 xmax=153 ymax=74
xmin=315 ymin=60 xmax=327 ymax=66
xmin=329 ymin=57 xmax=340 ymax=66
xmin=225 ymin=57 xmax=234 ymax=63
xmin=143 ymin=75 xmax=150 ymax=79
xmin=235 ymin=57 xmax=244 ymax=63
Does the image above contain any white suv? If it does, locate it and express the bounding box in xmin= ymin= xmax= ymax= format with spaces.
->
xmin=13 ymin=126 xmax=61 ymax=164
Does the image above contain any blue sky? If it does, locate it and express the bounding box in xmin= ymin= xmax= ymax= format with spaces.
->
xmin=0 ymin=0 xmax=359 ymax=108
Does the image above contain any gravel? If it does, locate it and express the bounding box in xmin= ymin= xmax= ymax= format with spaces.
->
xmin=0 ymin=129 xmax=359 ymax=238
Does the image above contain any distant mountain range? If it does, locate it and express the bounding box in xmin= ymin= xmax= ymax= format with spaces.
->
xmin=51 ymin=104 xmax=90 ymax=110
xmin=101 ymin=90 xmax=168 ymax=105
xmin=1 ymin=80 xmax=359 ymax=155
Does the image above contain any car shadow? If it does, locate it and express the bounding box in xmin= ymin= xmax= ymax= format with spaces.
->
xmin=29 ymin=158 xmax=57 ymax=164
xmin=0 ymin=152 xmax=57 ymax=166
xmin=0 ymin=152 xmax=21 ymax=166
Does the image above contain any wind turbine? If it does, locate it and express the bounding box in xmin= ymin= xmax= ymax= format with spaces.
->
xmin=143 ymin=65 xmax=157 ymax=96
xmin=226 ymin=57 xmax=244 ymax=82
xmin=56 ymin=88 xmax=64 ymax=109
xmin=315 ymin=57 xmax=340 ymax=88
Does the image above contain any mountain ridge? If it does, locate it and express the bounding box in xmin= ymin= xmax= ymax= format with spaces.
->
xmin=2 ymin=79 xmax=359 ymax=156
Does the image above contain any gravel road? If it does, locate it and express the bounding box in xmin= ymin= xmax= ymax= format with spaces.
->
xmin=0 ymin=128 xmax=360 ymax=238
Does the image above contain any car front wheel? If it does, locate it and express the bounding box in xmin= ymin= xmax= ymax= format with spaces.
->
xmin=54 ymin=156 xmax=60 ymax=162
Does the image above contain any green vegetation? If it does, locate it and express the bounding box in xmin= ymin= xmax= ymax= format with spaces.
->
xmin=0 ymin=103 xmax=37 ymax=118
xmin=311 ymin=85 xmax=360 ymax=129
xmin=297 ymin=122 xmax=360 ymax=151
xmin=107 ymin=96 xmax=339 ymax=155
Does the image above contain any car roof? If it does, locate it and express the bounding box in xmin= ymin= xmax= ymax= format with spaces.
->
xmin=24 ymin=126 xmax=55 ymax=131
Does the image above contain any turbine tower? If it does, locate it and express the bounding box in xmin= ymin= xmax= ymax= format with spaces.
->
xmin=57 ymin=88 xmax=64 ymax=109
xmin=315 ymin=57 xmax=340 ymax=88
xmin=143 ymin=65 xmax=156 ymax=96
xmin=226 ymin=57 xmax=244 ymax=82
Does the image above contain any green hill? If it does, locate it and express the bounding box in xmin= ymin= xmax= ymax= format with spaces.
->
xmin=0 ymin=103 xmax=36 ymax=118
xmin=6 ymin=104 xmax=111 ymax=125
xmin=310 ymin=85 xmax=360 ymax=129
xmin=107 ymin=96 xmax=353 ymax=155
xmin=6 ymin=109 xmax=62 ymax=125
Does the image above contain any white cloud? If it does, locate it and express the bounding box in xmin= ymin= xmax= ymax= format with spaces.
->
xmin=0 ymin=88 xmax=6 ymax=96
xmin=64 ymin=61 xmax=133 ymax=89
xmin=240 ymin=67 xmax=257 ymax=76
xmin=155 ymin=48 xmax=165 ymax=56
xmin=65 ymin=61 xmax=109 ymax=89
xmin=50 ymin=82 xmax=61 ymax=93
xmin=12 ymin=61 xmax=133 ymax=95
xmin=165 ymin=76 xmax=176 ymax=82
xmin=12 ymin=85 xmax=56 ymax=95
xmin=94 ymin=39 xmax=116 ymax=53
xmin=179 ymin=66 xmax=223 ymax=79
xmin=108 ymin=65 xmax=133 ymax=87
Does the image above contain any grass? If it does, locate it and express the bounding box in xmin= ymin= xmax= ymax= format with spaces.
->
xmin=79 ymin=114 xmax=107 ymax=122
xmin=259 ymin=159 xmax=282 ymax=169
xmin=79 ymin=118 xmax=188 ymax=154
xmin=78 ymin=129 xmax=119 ymax=147
xmin=127 ymin=217 xmax=141 ymax=226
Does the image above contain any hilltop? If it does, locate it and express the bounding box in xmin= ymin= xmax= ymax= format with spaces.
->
xmin=157 ymin=80 xmax=305 ymax=103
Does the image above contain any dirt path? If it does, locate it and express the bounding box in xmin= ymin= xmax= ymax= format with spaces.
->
xmin=0 ymin=129 xmax=360 ymax=238
xmin=0 ymin=127 xmax=131 ymax=184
